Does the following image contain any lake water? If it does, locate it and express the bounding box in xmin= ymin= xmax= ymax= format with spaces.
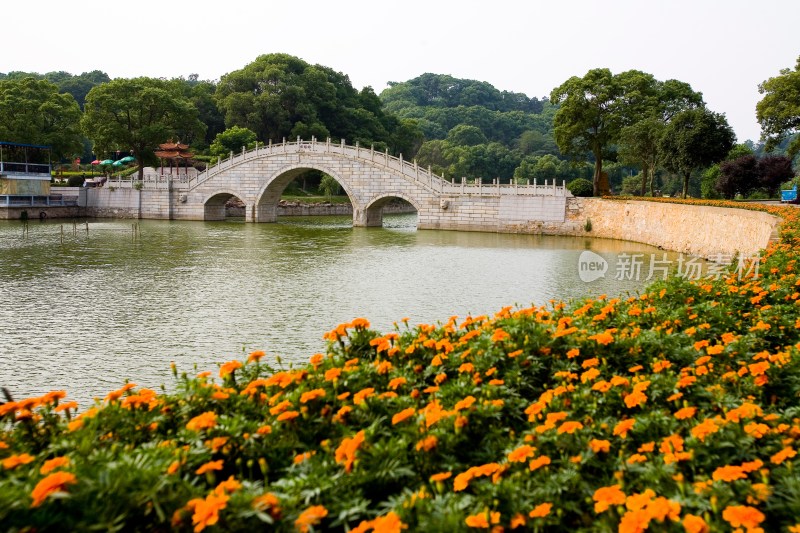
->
xmin=0 ymin=214 xmax=675 ymax=406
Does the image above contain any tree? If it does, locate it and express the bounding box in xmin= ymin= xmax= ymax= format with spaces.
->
xmin=0 ymin=77 xmax=83 ymax=159
xmin=446 ymin=125 xmax=487 ymax=146
xmin=757 ymin=154 xmax=794 ymax=196
xmin=550 ymin=69 xmax=626 ymax=196
xmin=716 ymin=155 xmax=758 ymax=199
xmin=618 ymin=118 xmax=664 ymax=196
xmin=659 ymin=107 xmax=735 ymax=198
xmin=82 ymin=78 xmax=205 ymax=180
xmin=209 ymin=126 xmax=258 ymax=159
xmin=757 ymin=56 xmax=800 ymax=157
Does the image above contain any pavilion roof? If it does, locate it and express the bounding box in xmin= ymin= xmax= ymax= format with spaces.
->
xmin=154 ymin=150 xmax=193 ymax=159
xmin=158 ymin=142 xmax=189 ymax=151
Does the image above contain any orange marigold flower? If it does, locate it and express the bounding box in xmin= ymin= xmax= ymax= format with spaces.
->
xmin=252 ymin=492 xmax=280 ymax=514
xmin=712 ymin=465 xmax=747 ymax=482
xmin=214 ymin=475 xmax=242 ymax=495
xmin=454 ymin=396 xmax=476 ymax=412
xmin=416 ymin=435 xmax=438 ymax=452
xmin=557 ymin=421 xmax=583 ymax=434
xmin=353 ymin=387 xmax=375 ymax=405
xmin=429 ymin=472 xmax=452 ymax=482
xmin=191 ymin=492 xmax=229 ymax=532
xmin=491 ymin=329 xmax=510 ymax=342
xmin=3 ymin=453 xmax=35 ymax=470
xmin=392 ymin=407 xmax=416 ymax=425
xmin=613 ymin=418 xmax=636 ymax=439
xmin=528 ymin=502 xmax=552 ymax=518
xmin=277 ymin=410 xmax=300 ymax=422
xmin=465 ymin=513 xmax=490 ymax=528
xmin=510 ymin=513 xmax=527 ymax=528
xmin=682 ymin=514 xmax=709 ymax=533
xmin=196 ymin=460 xmax=224 ymax=475
xmin=186 ymin=411 xmax=217 ymax=431
xmin=507 ymin=445 xmax=536 ymax=463
xmin=388 ymin=376 xmax=407 ymax=390
xmin=589 ymin=439 xmax=611 ymax=453
xmin=593 ymin=484 xmax=626 ymax=513
xmin=566 ymin=348 xmax=580 ymax=358
xmin=219 ymin=360 xmax=242 ymax=378
xmin=335 ymin=430 xmax=366 ymax=473
xmin=300 ymin=388 xmax=326 ymax=404
xmin=674 ymin=407 xmax=697 ymax=420
xmin=722 ymin=505 xmax=765 ymax=530
xmin=30 ymin=471 xmax=77 ymax=508
xmin=589 ymin=331 xmax=614 ymax=345
xmin=691 ymin=419 xmax=720 ymax=442
xmin=771 ymin=446 xmax=797 ymax=465
xmin=247 ymin=350 xmax=266 ymax=363
xmin=371 ymin=511 xmax=408 ymax=532
xmin=627 ymin=454 xmax=647 ymax=464
xmin=40 ymin=456 xmax=70 ymax=475
xmin=295 ymin=505 xmax=328 ymax=532
xmin=324 ymin=368 xmax=342 ymax=382
xmin=167 ymin=460 xmax=182 ymax=475
xmin=528 ymin=455 xmax=551 ymax=471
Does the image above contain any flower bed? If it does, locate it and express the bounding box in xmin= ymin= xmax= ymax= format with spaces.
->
xmin=2 ymin=200 xmax=800 ymax=532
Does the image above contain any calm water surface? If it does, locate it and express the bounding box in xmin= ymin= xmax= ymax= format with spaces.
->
xmin=0 ymin=214 xmax=674 ymax=405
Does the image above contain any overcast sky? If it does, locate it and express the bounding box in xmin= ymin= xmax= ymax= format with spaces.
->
xmin=5 ymin=0 xmax=798 ymax=143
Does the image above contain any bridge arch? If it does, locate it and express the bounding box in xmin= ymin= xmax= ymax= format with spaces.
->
xmin=361 ymin=191 xmax=421 ymax=227
xmin=203 ymin=189 xmax=248 ymax=221
xmin=254 ymin=163 xmax=359 ymax=223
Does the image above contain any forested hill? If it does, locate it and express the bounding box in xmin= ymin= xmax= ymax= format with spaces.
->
xmin=379 ymin=73 xmax=555 ymax=146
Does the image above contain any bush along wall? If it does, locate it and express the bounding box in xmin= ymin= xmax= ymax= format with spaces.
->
xmin=2 ymin=199 xmax=800 ymax=532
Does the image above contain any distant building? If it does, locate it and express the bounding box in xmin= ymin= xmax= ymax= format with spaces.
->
xmin=0 ymin=141 xmax=52 ymax=197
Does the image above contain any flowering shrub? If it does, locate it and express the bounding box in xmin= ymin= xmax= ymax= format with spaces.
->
xmin=3 ymin=200 xmax=800 ymax=532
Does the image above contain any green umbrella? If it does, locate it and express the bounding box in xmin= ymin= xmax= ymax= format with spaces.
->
xmin=99 ymin=159 xmax=114 ymax=165
xmin=119 ymin=156 xmax=136 ymax=163
xmin=112 ymin=160 xmax=125 ymax=167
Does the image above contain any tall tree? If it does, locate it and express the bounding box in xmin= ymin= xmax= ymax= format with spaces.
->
xmin=82 ymin=78 xmax=205 ymax=180
xmin=659 ymin=107 xmax=735 ymax=198
xmin=757 ymin=154 xmax=794 ymax=196
xmin=716 ymin=155 xmax=759 ymax=199
xmin=0 ymin=77 xmax=83 ymax=159
xmin=757 ymin=55 xmax=800 ymax=157
xmin=550 ymin=69 xmax=624 ymax=196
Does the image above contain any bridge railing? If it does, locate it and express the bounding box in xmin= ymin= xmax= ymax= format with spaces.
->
xmin=175 ymin=138 xmax=570 ymax=197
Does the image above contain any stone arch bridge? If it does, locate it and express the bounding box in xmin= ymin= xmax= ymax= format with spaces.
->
xmin=89 ymin=139 xmax=571 ymax=232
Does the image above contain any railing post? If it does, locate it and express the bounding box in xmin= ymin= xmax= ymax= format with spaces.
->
xmin=326 ymin=137 xmax=330 ymax=152
xmin=340 ymin=138 xmax=345 ymax=152
xmin=385 ymin=148 xmax=389 ymax=166
xmin=297 ymin=136 xmax=301 ymax=145
xmin=399 ymin=153 xmax=403 ymax=173
xmin=371 ymin=144 xmax=375 ymax=162
xmin=283 ymin=138 xmax=287 ymax=153
xmin=242 ymin=145 xmax=246 ymax=157
xmin=356 ymin=141 xmax=359 ymax=158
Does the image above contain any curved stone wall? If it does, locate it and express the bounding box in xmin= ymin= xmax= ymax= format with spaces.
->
xmin=552 ymin=198 xmax=779 ymax=258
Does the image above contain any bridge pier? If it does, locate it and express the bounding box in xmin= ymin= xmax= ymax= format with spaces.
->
xmin=254 ymin=203 xmax=277 ymax=223
xmin=353 ymin=207 xmax=382 ymax=227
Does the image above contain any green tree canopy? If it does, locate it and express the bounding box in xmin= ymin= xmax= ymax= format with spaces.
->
xmin=81 ymin=77 xmax=205 ymax=179
xmin=446 ymin=124 xmax=488 ymax=146
xmin=659 ymin=107 xmax=736 ymax=198
xmin=757 ymin=55 xmax=800 ymax=157
xmin=215 ymin=53 xmax=399 ymax=151
xmin=0 ymin=77 xmax=83 ymax=159
xmin=209 ymin=126 xmax=258 ymax=158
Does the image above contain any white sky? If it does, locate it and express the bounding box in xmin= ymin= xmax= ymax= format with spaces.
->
xmin=5 ymin=0 xmax=799 ymax=143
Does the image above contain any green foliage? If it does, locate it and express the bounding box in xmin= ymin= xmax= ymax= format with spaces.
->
xmin=81 ymin=77 xmax=205 ymax=180
xmin=318 ymin=174 xmax=341 ymax=201
xmin=0 ymin=77 xmax=83 ymax=159
xmin=757 ymin=55 xmax=800 ymax=157
xmin=66 ymin=175 xmax=85 ymax=187
xmin=209 ymin=126 xmax=258 ymax=158
xmin=567 ymin=178 xmax=593 ymax=197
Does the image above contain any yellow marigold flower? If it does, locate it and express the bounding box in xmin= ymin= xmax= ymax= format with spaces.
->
xmin=30 ymin=471 xmax=77 ymax=508
xmin=722 ymin=505 xmax=765 ymax=530
xmin=771 ymin=446 xmax=797 ymax=464
xmin=40 ymin=456 xmax=70 ymax=475
xmin=613 ymin=418 xmax=636 ymax=439
xmin=593 ymin=484 xmax=626 ymax=513
xmin=507 ymin=445 xmax=536 ymax=463
xmin=3 ymin=453 xmax=35 ymax=470
xmin=295 ymin=504 xmax=328 ymax=532
xmin=186 ymin=411 xmax=217 ymax=432
xmin=392 ymin=407 xmax=416 ymax=425
xmin=528 ymin=502 xmax=552 ymax=518
xmin=196 ymin=460 xmax=224 ymax=475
